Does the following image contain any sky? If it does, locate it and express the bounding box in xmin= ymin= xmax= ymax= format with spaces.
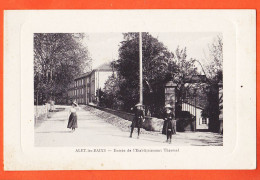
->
xmin=83 ymin=32 xmax=221 ymax=69
xmin=84 ymin=33 xmax=123 ymax=69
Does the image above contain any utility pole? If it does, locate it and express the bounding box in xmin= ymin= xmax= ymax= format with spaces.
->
xmin=139 ymin=32 xmax=143 ymax=105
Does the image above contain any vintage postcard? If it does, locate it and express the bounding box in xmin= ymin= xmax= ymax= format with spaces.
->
xmin=4 ymin=10 xmax=256 ymax=170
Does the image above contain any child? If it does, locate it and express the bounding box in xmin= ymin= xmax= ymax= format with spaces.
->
xmin=162 ymin=104 xmax=174 ymax=143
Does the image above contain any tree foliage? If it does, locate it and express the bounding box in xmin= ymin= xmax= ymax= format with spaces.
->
xmin=101 ymin=32 xmax=223 ymax=126
xmin=206 ymin=35 xmax=223 ymax=83
xmin=102 ymin=32 xmax=176 ymax=116
xmin=202 ymin=35 xmax=223 ymax=132
xmin=98 ymin=74 xmax=123 ymax=109
xmin=34 ymin=33 xmax=91 ymax=104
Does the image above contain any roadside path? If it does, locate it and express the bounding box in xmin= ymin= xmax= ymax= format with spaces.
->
xmin=34 ymin=105 xmax=223 ymax=147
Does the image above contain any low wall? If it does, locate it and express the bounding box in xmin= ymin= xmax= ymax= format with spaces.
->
xmin=87 ymin=105 xmax=197 ymax=132
xmin=88 ymin=104 xmax=135 ymax=121
xmin=34 ymin=104 xmax=66 ymax=120
xmin=87 ymin=104 xmax=164 ymax=132
xmin=34 ymin=105 xmax=48 ymax=118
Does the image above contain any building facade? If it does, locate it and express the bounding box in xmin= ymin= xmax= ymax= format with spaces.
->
xmin=68 ymin=63 xmax=115 ymax=105
xmin=181 ymin=102 xmax=209 ymax=130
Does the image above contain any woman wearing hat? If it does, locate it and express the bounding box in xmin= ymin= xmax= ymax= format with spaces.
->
xmin=130 ymin=103 xmax=145 ymax=138
xmin=67 ymin=101 xmax=78 ymax=132
xmin=162 ymin=104 xmax=175 ymax=143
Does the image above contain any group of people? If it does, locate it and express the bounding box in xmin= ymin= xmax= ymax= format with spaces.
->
xmin=129 ymin=103 xmax=176 ymax=143
xmin=67 ymin=101 xmax=177 ymax=143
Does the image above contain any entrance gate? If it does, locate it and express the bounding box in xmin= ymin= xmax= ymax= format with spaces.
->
xmin=179 ymin=89 xmax=209 ymax=131
xmin=165 ymin=75 xmax=218 ymax=132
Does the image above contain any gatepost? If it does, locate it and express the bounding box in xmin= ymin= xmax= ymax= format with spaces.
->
xmin=165 ymin=81 xmax=177 ymax=111
xmin=165 ymin=81 xmax=177 ymax=132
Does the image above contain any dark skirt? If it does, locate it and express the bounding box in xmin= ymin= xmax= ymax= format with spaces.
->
xmin=162 ymin=120 xmax=167 ymax=135
xmin=131 ymin=118 xmax=143 ymax=128
xmin=67 ymin=113 xmax=78 ymax=129
xmin=162 ymin=120 xmax=174 ymax=135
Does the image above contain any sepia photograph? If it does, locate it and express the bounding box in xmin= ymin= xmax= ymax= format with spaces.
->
xmin=34 ymin=32 xmax=223 ymax=147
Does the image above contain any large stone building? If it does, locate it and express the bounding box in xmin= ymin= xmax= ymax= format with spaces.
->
xmin=68 ymin=63 xmax=115 ymax=104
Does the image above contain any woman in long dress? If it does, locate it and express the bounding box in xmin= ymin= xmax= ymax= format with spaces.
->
xmin=67 ymin=102 xmax=78 ymax=132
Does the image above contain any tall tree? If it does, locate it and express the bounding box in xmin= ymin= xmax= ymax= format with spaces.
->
xmin=114 ymin=32 xmax=176 ymax=116
xmin=202 ymin=35 xmax=223 ymax=132
xmin=34 ymin=33 xmax=91 ymax=104
xmin=99 ymin=74 xmax=123 ymax=109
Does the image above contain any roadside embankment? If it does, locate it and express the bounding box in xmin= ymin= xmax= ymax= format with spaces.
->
xmin=83 ymin=105 xmax=163 ymax=136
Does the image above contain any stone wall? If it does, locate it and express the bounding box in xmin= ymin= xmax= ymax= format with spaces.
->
xmin=87 ymin=104 xmax=164 ymax=132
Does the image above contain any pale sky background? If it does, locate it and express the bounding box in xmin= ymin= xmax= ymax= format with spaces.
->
xmin=83 ymin=32 xmax=222 ymax=70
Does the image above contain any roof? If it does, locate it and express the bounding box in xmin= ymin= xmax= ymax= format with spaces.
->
xmin=94 ymin=62 xmax=113 ymax=71
xmin=74 ymin=72 xmax=91 ymax=80
xmin=182 ymin=101 xmax=205 ymax=110
xmin=74 ymin=62 xmax=113 ymax=80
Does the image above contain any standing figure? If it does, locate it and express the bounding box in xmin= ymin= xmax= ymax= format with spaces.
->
xmin=162 ymin=104 xmax=175 ymax=143
xmin=130 ymin=103 xmax=145 ymax=139
xmin=67 ymin=101 xmax=78 ymax=132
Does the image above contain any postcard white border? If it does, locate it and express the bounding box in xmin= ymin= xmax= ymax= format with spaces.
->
xmin=4 ymin=10 xmax=256 ymax=170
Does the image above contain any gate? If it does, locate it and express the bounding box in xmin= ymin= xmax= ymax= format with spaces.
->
xmin=176 ymin=84 xmax=209 ymax=131
xmin=165 ymin=75 xmax=220 ymax=132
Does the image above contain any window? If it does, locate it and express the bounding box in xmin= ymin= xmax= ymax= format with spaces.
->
xmin=202 ymin=118 xmax=207 ymax=124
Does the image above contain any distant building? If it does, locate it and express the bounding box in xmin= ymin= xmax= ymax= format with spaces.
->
xmin=68 ymin=62 xmax=115 ymax=105
xmin=181 ymin=102 xmax=209 ymax=130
